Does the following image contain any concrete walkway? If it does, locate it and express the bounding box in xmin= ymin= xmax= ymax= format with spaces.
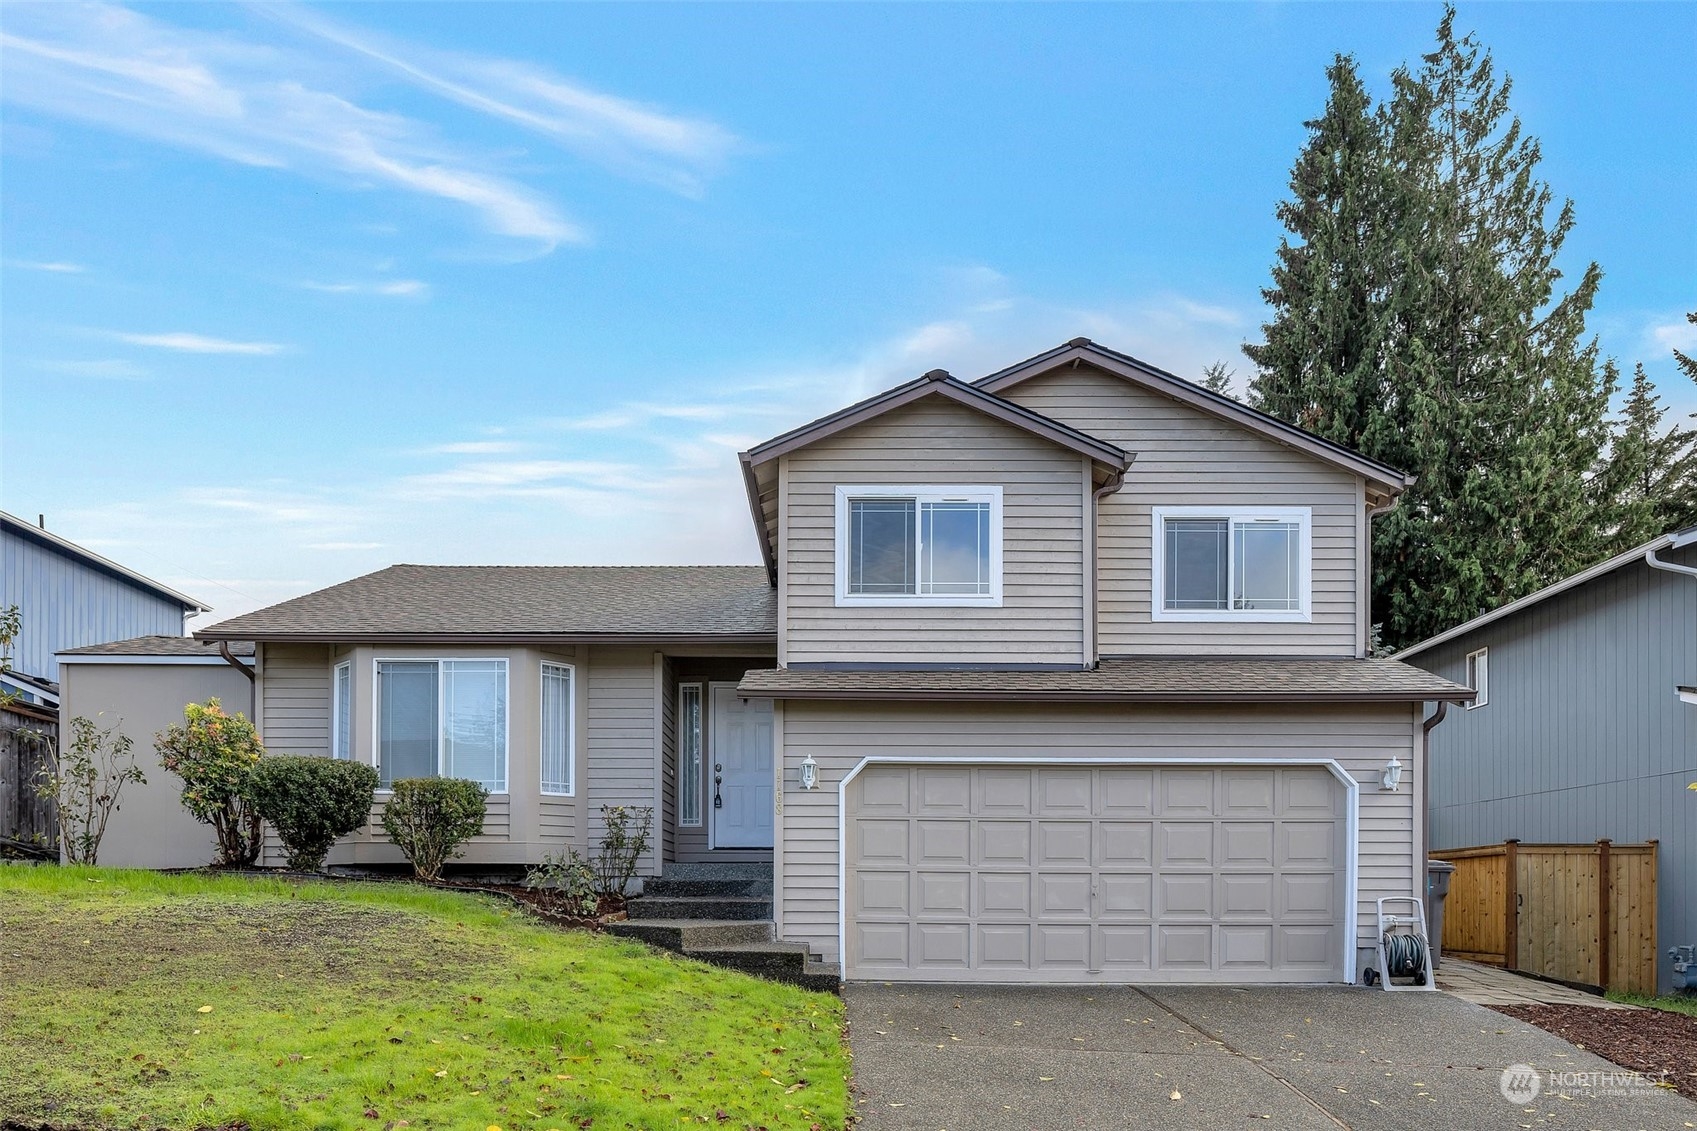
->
xmin=845 ymin=982 xmax=1695 ymax=1130
xmin=1436 ymin=958 xmax=1640 ymax=1009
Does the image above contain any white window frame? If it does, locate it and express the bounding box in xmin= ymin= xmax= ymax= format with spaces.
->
xmin=833 ymin=484 xmax=1004 ymax=607
xmin=331 ymin=660 xmax=352 ymax=761
xmin=371 ymin=657 xmax=510 ymax=794
xmin=677 ymin=682 xmax=703 ymax=828
xmin=1465 ymin=647 xmax=1489 ymax=709
xmin=540 ymin=661 xmax=575 ymax=796
xmin=1150 ymin=505 xmax=1313 ymax=622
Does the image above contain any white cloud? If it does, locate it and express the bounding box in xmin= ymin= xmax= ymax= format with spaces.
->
xmin=0 ymin=3 xmax=582 ymax=248
xmin=10 ymin=260 xmax=86 ymax=273
xmin=301 ymin=278 xmax=430 ymax=298
xmin=419 ymin=440 xmax=523 ymax=455
xmin=35 ymin=358 xmax=148 ymax=379
xmin=114 ymin=331 xmax=284 ymax=355
xmin=1650 ymin=316 xmax=1697 ymax=355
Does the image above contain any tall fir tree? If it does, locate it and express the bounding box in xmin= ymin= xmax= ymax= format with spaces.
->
xmin=1199 ymin=361 xmax=1237 ymax=398
xmin=1598 ymin=362 xmax=1697 ymax=548
xmin=1247 ymin=6 xmax=1617 ymax=649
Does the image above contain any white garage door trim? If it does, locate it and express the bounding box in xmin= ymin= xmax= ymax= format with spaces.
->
xmin=836 ymin=756 xmax=1360 ymax=984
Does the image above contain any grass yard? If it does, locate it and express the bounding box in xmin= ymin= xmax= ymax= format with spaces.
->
xmin=1607 ymin=990 xmax=1697 ymax=1018
xmin=0 ymin=866 xmax=849 ymax=1131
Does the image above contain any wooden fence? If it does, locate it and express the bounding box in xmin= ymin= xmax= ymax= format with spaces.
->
xmin=1 ymin=703 xmax=58 ymax=856
xmin=1433 ymin=839 xmax=1658 ymax=995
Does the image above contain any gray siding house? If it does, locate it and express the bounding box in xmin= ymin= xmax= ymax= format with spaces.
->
xmin=147 ymin=339 xmax=1473 ymax=986
xmin=1398 ymin=527 xmax=1697 ymax=993
xmin=2 ymin=509 xmax=207 ymax=695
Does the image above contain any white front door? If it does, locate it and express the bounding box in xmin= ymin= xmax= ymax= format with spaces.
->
xmin=709 ymin=684 xmax=774 ymax=849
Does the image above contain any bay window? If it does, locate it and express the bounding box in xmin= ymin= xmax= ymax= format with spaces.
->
xmin=1152 ymin=507 xmax=1312 ymax=621
xmin=540 ymin=662 xmax=574 ymax=794
xmin=376 ymin=659 xmax=507 ymax=792
xmin=332 ymin=661 xmax=351 ymax=761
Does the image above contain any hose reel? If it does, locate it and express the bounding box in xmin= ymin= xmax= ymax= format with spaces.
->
xmin=1364 ymin=895 xmax=1436 ymax=992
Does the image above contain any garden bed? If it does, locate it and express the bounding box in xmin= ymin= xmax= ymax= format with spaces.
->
xmin=1490 ymin=1002 xmax=1697 ymax=1101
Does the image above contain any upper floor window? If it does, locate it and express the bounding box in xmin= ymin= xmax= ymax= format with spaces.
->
xmin=1465 ymin=648 xmax=1489 ymax=709
xmin=834 ymin=485 xmax=1003 ymax=606
xmin=1151 ymin=506 xmax=1312 ymax=622
xmin=376 ymin=658 xmax=507 ymax=792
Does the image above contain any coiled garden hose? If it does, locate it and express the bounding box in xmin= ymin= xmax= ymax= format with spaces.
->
xmin=1384 ymin=931 xmax=1428 ymax=979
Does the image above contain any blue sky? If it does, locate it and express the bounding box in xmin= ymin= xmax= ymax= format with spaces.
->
xmin=3 ymin=2 xmax=1693 ymax=623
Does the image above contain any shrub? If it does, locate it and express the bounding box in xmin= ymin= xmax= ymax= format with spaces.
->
xmin=594 ymin=804 xmax=653 ymax=899
xmin=523 ymin=849 xmax=600 ymax=918
xmin=247 ymin=756 xmax=379 ymax=871
xmin=380 ymin=778 xmax=488 ymax=881
xmin=31 ymin=715 xmax=145 ymax=865
xmin=154 ymin=698 xmax=263 ymax=866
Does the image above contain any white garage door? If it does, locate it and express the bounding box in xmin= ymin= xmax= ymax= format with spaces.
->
xmin=846 ymin=763 xmax=1347 ymax=983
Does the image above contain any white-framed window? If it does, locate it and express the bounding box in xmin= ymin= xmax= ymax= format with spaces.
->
xmin=1151 ymin=506 xmax=1312 ymax=621
xmin=332 ymin=660 xmax=352 ymax=761
xmin=677 ymin=682 xmax=703 ymax=827
xmin=540 ymin=662 xmax=574 ymax=796
xmin=834 ymin=485 xmax=1003 ymax=606
xmin=1465 ymin=648 xmax=1489 ymax=709
xmin=374 ymin=658 xmax=508 ymax=792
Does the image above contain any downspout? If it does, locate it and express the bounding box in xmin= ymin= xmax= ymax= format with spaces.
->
xmin=1420 ymin=701 xmax=1450 ymax=875
xmin=1645 ymin=547 xmax=1697 ymax=580
xmin=1089 ymin=464 xmax=1130 ymax=670
xmin=217 ymin=640 xmax=255 ymax=683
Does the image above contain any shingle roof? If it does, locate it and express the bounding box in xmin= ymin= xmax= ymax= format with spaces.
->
xmin=737 ymin=658 xmax=1473 ymax=703
xmin=60 ymin=636 xmax=255 ymax=657
xmin=195 ymin=565 xmax=777 ymax=641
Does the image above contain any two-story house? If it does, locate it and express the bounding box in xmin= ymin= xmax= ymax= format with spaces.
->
xmin=158 ymin=338 xmax=1471 ymax=987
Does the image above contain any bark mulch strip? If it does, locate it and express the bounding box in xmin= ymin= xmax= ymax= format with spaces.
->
xmin=1491 ymin=1003 xmax=1697 ymax=1101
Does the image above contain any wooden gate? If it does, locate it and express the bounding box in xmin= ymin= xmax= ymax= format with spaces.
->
xmin=1 ymin=702 xmax=59 ymax=856
xmin=1433 ymin=840 xmax=1658 ymax=995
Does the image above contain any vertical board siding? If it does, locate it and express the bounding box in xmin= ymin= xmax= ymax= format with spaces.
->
xmin=3 ymin=527 xmax=190 ymax=682
xmin=994 ymin=366 xmax=1362 ymax=657
xmin=1419 ymin=545 xmax=1697 ymax=992
xmin=776 ymin=700 xmax=1418 ymax=968
xmin=586 ymin=645 xmax=660 ymax=875
xmin=781 ymin=398 xmax=1087 ymax=665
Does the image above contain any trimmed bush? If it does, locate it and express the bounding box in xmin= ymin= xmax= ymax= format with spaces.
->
xmin=247 ymin=756 xmax=379 ymax=871
xmin=154 ymin=698 xmax=264 ymax=866
xmin=380 ymin=778 xmax=488 ymax=881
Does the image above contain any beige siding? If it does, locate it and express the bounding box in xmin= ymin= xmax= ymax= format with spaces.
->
xmin=997 ymin=366 xmax=1363 ymax=657
xmin=259 ymin=642 xmax=332 ymax=755
xmin=659 ymin=655 xmax=677 ymax=862
xmin=782 ymin=398 xmax=1088 ymax=666
xmin=775 ymin=699 xmax=1419 ymax=973
xmin=585 ymin=645 xmax=662 ymax=875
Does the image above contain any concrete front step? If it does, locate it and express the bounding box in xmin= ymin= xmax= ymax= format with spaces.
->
xmin=628 ymin=895 xmax=772 ymax=921
xmin=643 ymin=876 xmax=773 ymax=899
xmin=607 ymin=918 xmax=774 ymax=950
xmin=657 ymin=861 xmax=773 ymax=881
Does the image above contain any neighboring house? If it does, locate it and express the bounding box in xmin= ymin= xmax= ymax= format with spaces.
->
xmin=1398 ymin=526 xmax=1697 ymax=993
xmin=56 ymin=637 xmax=256 ymax=868
xmin=2 ymin=509 xmax=208 ymax=701
xmin=187 ymin=338 xmax=1472 ymax=986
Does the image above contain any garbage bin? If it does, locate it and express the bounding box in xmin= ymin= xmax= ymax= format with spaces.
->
xmin=1427 ymin=859 xmax=1456 ymax=969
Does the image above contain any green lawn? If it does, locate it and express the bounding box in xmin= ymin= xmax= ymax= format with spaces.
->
xmin=0 ymin=866 xmax=848 ymax=1131
xmin=1606 ymin=989 xmax=1697 ymax=1017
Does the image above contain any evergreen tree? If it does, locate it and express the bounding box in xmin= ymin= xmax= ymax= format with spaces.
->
xmin=1199 ymin=361 xmax=1237 ymax=398
xmin=1598 ymin=362 xmax=1697 ymax=547
xmin=1246 ymin=6 xmax=1617 ymax=648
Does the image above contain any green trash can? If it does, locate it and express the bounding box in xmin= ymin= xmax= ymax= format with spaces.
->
xmin=1427 ymin=859 xmax=1456 ymax=969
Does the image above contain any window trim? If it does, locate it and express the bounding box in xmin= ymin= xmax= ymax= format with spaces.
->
xmin=331 ymin=660 xmax=352 ymax=761
xmin=677 ymin=682 xmax=704 ymax=828
xmin=371 ymin=657 xmax=510 ymax=795
xmin=1150 ymin=505 xmax=1313 ymax=623
xmin=1465 ymin=647 xmax=1489 ymax=709
xmin=540 ymin=661 xmax=576 ymax=797
xmin=833 ymin=484 xmax=1004 ymax=607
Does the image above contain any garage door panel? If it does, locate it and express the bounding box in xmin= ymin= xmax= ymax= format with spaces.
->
xmin=977 ymin=872 xmax=1032 ymax=916
xmin=1037 ymin=821 xmax=1091 ymax=866
xmin=1037 ymin=873 xmax=1091 ymax=915
xmin=1160 ymin=822 xmax=1214 ymax=866
xmin=1098 ymin=768 xmax=1154 ymax=815
xmin=846 ymin=764 xmax=1345 ymax=984
xmin=916 ymin=820 xmax=970 ymax=865
xmin=1219 ymin=821 xmax=1276 ymax=867
xmin=917 ymin=872 xmax=970 ymax=915
xmin=1098 ymin=821 xmax=1154 ymax=866
xmin=1098 ymin=873 xmax=1153 ymax=916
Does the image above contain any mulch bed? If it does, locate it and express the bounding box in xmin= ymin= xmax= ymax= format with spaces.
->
xmin=1491 ymin=1003 xmax=1697 ymax=1101
xmin=438 ymin=879 xmax=626 ymax=927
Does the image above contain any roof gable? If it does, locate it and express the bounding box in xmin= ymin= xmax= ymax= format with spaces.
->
xmin=975 ymin=339 xmax=1411 ymax=500
xmin=0 ymin=510 xmax=207 ymax=612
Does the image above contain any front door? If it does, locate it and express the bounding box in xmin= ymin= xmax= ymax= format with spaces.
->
xmin=709 ymin=684 xmax=774 ymax=849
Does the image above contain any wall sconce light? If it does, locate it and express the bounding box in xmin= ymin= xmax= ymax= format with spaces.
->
xmin=1381 ymin=757 xmax=1403 ymax=791
xmin=798 ymin=753 xmax=820 ymax=791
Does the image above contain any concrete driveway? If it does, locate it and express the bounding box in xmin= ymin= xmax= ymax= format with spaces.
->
xmin=845 ymin=983 xmax=1697 ymax=1130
